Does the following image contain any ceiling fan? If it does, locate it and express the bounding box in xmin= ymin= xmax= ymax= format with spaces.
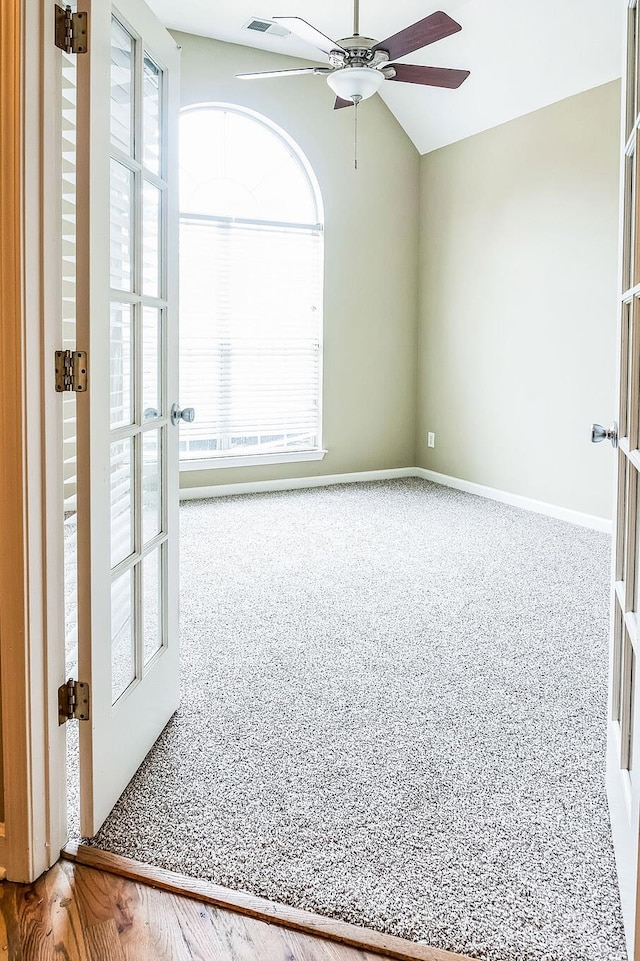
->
xmin=236 ymin=1 xmax=470 ymax=110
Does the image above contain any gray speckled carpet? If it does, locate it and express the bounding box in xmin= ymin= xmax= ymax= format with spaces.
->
xmin=76 ymin=479 xmax=626 ymax=961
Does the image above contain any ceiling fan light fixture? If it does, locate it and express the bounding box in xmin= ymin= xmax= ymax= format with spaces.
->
xmin=327 ymin=66 xmax=384 ymax=103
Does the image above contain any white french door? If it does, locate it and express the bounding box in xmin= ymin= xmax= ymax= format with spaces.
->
xmin=75 ymin=0 xmax=180 ymax=836
xmin=609 ymin=2 xmax=640 ymax=957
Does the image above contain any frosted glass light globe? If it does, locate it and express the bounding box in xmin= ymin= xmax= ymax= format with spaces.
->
xmin=327 ymin=66 xmax=384 ymax=103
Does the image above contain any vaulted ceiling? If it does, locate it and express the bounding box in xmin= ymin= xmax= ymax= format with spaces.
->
xmin=147 ymin=0 xmax=623 ymax=154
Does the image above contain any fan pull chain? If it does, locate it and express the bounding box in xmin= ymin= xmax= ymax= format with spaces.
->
xmin=354 ymin=98 xmax=359 ymax=170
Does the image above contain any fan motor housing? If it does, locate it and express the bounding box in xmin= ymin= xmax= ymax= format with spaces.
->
xmin=332 ymin=37 xmax=390 ymax=70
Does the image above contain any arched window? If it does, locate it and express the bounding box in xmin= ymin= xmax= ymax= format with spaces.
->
xmin=179 ymin=104 xmax=324 ymax=467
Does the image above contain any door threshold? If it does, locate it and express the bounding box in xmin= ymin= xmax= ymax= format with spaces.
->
xmin=61 ymin=843 xmax=473 ymax=961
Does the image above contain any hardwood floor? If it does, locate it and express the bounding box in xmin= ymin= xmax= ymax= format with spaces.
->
xmin=0 ymin=856 xmax=472 ymax=961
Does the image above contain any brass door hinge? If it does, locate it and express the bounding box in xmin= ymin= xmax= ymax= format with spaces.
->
xmin=55 ymin=350 xmax=87 ymax=393
xmin=55 ymin=4 xmax=88 ymax=55
xmin=58 ymin=679 xmax=90 ymax=725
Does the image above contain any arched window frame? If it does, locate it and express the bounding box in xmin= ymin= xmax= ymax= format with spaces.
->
xmin=178 ymin=102 xmax=326 ymax=470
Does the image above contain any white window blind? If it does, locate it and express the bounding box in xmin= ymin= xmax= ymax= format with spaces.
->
xmin=179 ymin=107 xmax=324 ymax=465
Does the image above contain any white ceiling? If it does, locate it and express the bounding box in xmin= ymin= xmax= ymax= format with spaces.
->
xmin=147 ymin=0 xmax=624 ymax=154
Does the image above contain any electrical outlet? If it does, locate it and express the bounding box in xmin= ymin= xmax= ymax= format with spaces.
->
xmin=427 ymin=432 xmax=435 ymax=449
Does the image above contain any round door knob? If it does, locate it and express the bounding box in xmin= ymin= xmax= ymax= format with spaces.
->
xmin=171 ymin=404 xmax=195 ymax=427
xmin=591 ymin=422 xmax=618 ymax=448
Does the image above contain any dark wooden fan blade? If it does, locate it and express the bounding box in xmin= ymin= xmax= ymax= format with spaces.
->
xmin=237 ymin=67 xmax=332 ymax=80
xmin=388 ymin=63 xmax=470 ymax=89
xmin=334 ymin=96 xmax=354 ymax=109
xmin=372 ymin=11 xmax=462 ymax=62
xmin=273 ymin=17 xmax=346 ymax=57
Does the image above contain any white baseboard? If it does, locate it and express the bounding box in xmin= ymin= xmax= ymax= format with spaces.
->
xmin=179 ymin=465 xmax=612 ymax=534
xmin=179 ymin=467 xmax=416 ymax=501
xmin=415 ymin=468 xmax=612 ymax=534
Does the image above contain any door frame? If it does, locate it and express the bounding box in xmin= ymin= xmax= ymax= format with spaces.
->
xmin=0 ymin=0 xmax=67 ymax=883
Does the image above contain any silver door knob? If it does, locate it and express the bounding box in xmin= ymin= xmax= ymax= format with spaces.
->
xmin=591 ymin=422 xmax=618 ymax=448
xmin=171 ymin=404 xmax=195 ymax=427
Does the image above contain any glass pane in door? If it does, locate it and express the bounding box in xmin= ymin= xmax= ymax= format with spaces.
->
xmin=143 ymin=180 xmax=161 ymax=298
xmin=110 ymin=18 xmax=134 ymax=154
xmin=143 ymin=546 xmax=163 ymax=665
xmin=110 ymin=438 xmax=133 ymax=567
xmin=143 ymin=429 xmax=162 ymax=542
xmin=142 ymin=306 xmax=161 ymax=419
xmin=613 ymin=602 xmax=625 ymax=725
xmin=110 ymin=160 xmax=134 ymax=291
xmin=111 ymin=568 xmax=135 ymax=703
xmin=110 ymin=302 xmax=133 ymax=427
xmin=622 ymin=627 xmax=637 ymax=775
xmin=634 ymin=4 xmax=640 ymax=139
xmin=624 ymin=301 xmax=633 ymax=440
xmin=143 ymin=55 xmax=162 ymax=175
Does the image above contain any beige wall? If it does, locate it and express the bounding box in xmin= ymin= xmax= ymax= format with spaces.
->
xmin=174 ymin=33 xmax=420 ymax=491
xmin=416 ymin=80 xmax=621 ymax=520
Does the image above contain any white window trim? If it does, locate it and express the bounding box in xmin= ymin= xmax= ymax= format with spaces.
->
xmin=180 ymin=448 xmax=328 ymax=472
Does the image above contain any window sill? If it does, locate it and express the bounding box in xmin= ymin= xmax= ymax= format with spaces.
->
xmin=179 ymin=449 xmax=328 ymax=472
